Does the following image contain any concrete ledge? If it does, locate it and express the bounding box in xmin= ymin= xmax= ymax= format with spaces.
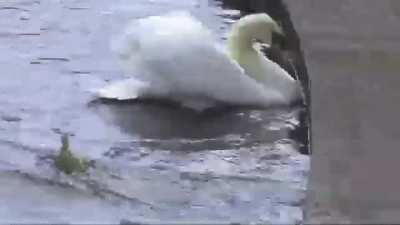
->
xmin=284 ymin=0 xmax=400 ymax=223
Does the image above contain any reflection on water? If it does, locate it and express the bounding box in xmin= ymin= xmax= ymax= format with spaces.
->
xmin=89 ymin=100 xmax=300 ymax=153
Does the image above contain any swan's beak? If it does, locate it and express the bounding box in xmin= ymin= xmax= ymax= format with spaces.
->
xmin=273 ymin=24 xmax=285 ymax=37
xmin=271 ymin=23 xmax=287 ymax=50
xmin=259 ymin=43 xmax=271 ymax=50
xmin=253 ymin=41 xmax=271 ymax=54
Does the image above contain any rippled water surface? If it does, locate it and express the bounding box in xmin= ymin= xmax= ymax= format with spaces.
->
xmin=0 ymin=0 xmax=309 ymax=223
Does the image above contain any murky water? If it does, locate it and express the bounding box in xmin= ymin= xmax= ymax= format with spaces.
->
xmin=0 ymin=0 xmax=309 ymax=223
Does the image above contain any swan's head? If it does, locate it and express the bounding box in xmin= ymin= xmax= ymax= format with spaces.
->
xmin=228 ymin=13 xmax=283 ymax=58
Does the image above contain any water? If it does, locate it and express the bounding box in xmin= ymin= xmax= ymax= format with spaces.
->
xmin=0 ymin=0 xmax=309 ymax=223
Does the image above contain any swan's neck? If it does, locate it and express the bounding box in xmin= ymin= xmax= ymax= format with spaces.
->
xmin=227 ymin=32 xmax=254 ymax=62
xmin=228 ymin=33 xmax=300 ymax=102
xmin=228 ymin=26 xmax=299 ymax=102
xmin=228 ymin=33 xmax=266 ymax=82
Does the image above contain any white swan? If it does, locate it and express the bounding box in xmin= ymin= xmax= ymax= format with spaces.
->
xmin=97 ymin=11 xmax=301 ymax=110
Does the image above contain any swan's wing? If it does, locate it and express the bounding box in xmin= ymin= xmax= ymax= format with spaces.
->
xmin=107 ymin=11 xmax=286 ymax=107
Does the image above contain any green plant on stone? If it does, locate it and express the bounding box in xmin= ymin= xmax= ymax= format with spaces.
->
xmin=55 ymin=134 xmax=89 ymax=174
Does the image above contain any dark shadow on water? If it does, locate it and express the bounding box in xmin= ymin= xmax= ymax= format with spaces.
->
xmin=89 ymin=99 xmax=298 ymax=152
xmin=215 ymin=0 xmax=311 ymax=155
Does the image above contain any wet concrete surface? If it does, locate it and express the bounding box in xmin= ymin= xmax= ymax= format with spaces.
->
xmin=284 ymin=0 xmax=400 ymax=223
xmin=0 ymin=0 xmax=309 ymax=223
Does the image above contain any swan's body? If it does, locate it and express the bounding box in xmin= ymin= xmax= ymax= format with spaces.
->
xmin=98 ymin=11 xmax=301 ymax=110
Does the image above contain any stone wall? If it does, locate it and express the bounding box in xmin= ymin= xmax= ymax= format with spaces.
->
xmin=284 ymin=0 xmax=400 ymax=223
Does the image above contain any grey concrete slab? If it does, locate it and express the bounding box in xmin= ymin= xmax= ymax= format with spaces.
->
xmin=284 ymin=0 xmax=400 ymax=223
